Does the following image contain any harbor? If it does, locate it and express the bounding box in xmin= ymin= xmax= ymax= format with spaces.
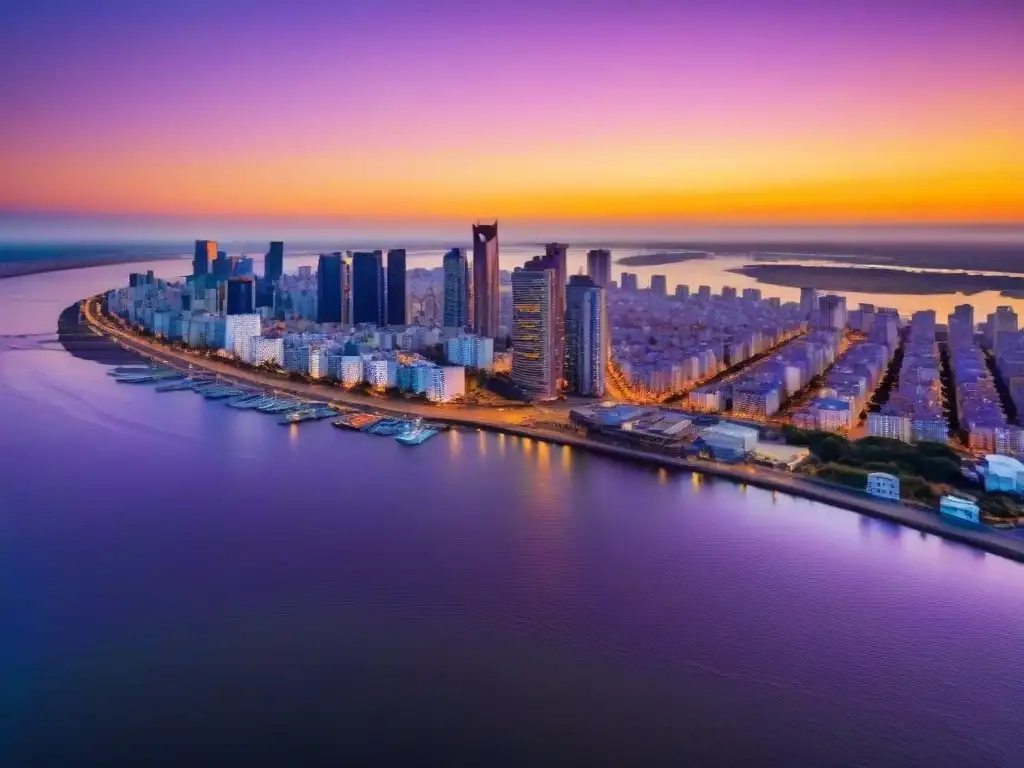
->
xmin=123 ymin=363 xmax=444 ymax=444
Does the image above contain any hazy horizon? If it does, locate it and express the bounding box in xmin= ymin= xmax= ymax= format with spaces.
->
xmin=2 ymin=212 xmax=1024 ymax=248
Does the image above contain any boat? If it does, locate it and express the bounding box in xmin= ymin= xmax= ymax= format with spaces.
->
xmin=395 ymin=418 xmax=439 ymax=446
xmin=227 ymin=394 xmax=268 ymax=409
xmin=156 ymin=377 xmax=204 ymax=392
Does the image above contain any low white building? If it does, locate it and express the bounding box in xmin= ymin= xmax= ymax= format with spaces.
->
xmin=700 ymin=423 xmax=758 ymax=455
xmin=224 ymin=314 xmax=261 ymax=357
xmin=867 ymin=412 xmax=914 ymax=443
xmin=939 ymin=495 xmax=981 ymax=525
xmin=982 ymin=454 xmax=1024 ymax=495
xmin=445 ymin=334 xmax=495 ymax=370
xmin=866 ymin=472 xmax=900 ymax=501
xmin=426 ymin=366 xmax=466 ymax=403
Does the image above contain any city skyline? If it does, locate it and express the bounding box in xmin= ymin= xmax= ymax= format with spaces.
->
xmin=1 ymin=0 xmax=1022 ymax=231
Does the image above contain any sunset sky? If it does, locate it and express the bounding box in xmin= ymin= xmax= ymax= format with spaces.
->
xmin=1 ymin=0 xmax=1022 ymax=236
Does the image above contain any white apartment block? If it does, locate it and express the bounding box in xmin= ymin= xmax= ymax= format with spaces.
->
xmin=363 ymin=358 xmax=398 ymax=390
xmin=426 ymin=366 xmax=466 ymax=403
xmin=224 ymin=314 xmax=261 ymax=357
xmin=445 ymin=334 xmax=495 ymax=370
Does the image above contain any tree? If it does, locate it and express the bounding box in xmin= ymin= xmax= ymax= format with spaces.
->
xmin=817 ymin=436 xmax=849 ymax=463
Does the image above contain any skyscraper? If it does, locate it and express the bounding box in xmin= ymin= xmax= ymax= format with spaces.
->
xmin=316 ymin=252 xmax=344 ymax=324
xmin=544 ymin=242 xmax=569 ymax=378
xmin=352 ymin=250 xmax=384 ymax=325
xmin=511 ymin=255 xmax=558 ymax=401
xmin=386 ymin=249 xmax=407 ymax=326
xmin=565 ymin=275 xmax=607 ymax=397
xmin=193 ymin=240 xmax=216 ymax=277
xmin=472 ymin=221 xmax=500 ymax=338
xmin=650 ymin=274 xmax=667 ymax=296
xmin=818 ymin=294 xmax=848 ymax=330
xmin=586 ymin=249 xmax=612 ymax=289
xmin=443 ymin=248 xmax=469 ymax=329
xmin=225 ymin=277 xmax=255 ymax=315
xmin=265 ymin=241 xmax=284 ymax=283
xmin=675 ymin=284 xmax=690 ymax=300
xmin=621 ymin=272 xmax=639 ymax=292
xmin=800 ymin=287 xmax=819 ymax=318
xmin=212 ymin=250 xmax=232 ymax=281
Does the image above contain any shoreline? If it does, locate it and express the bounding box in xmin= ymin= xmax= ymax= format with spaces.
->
xmin=81 ymin=296 xmax=1024 ymax=565
xmin=0 ymin=253 xmax=187 ymax=280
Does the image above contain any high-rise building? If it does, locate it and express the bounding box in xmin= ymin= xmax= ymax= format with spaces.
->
xmin=697 ymin=285 xmax=712 ymax=301
xmin=472 ymin=221 xmax=500 ymax=338
xmin=650 ymin=274 xmax=667 ymax=296
xmin=352 ymin=250 xmax=385 ymax=325
xmin=212 ymin=250 xmax=232 ymax=281
xmin=443 ymin=248 xmax=469 ymax=329
xmin=721 ymin=286 xmax=737 ymax=300
xmin=675 ymin=285 xmax=690 ymax=301
xmin=511 ymin=255 xmax=558 ymax=400
xmin=225 ymin=277 xmax=255 ymax=315
xmin=800 ymin=287 xmax=819 ymax=318
xmin=193 ymin=240 xmax=216 ymax=277
xmin=587 ymin=249 xmax=612 ymax=289
xmin=565 ymin=275 xmax=607 ymax=397
xmin=386 ymin=249 xmax=407 ymax=326
xmin=620 ymin=272 xmax=639 ymax=292
xmin=544 ymin=242 xmax=569 ymax=377
xmin=265 ymin=241 xmax=284 ymax=283
xmin=316 ymin=252 xmax=344 ymax=324
xmin=742 ymin=288 xmax=762 ymax=302
xmin=989 ymin=306 xmax=1019 ymax=353
xmin=233 ymin=256 xmax=255 ymax=277
xmin=818 ymin=294 xmax=848 ymax=330
xmin=951 ymin=303 xmax=974 ymax=330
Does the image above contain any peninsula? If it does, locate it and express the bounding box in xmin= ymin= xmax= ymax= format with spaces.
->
xmin=730 ymin=264 xmax=1024 ymax=297
xmin=81 ymin=294 xmax=1024 ymax=565
xmin=616 ymin=251 xmax=709 ymax=267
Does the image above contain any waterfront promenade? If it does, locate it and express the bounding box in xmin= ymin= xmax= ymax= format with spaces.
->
xmin=82 ymin=296 xmax=1024 ymax=564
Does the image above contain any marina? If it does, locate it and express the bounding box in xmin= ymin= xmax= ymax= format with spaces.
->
xmin=141 ymin=364 xmax=439 ymax=445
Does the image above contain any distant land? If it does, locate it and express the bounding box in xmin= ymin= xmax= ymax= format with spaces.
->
xmin=605 ymin=242 xmax=1024 ymax=274
xmin=0 ymin=245 xmax=189 ymax=279
xmin=731 ymin=264 xmax=1024 ymax=297
xmin=616 ymin=251 xmax=710 ymax=267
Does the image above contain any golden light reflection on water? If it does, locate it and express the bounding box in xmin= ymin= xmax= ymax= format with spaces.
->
xmin=537 ymin=440 xmax=551 ymax=474
xmin=691 ymin=472 xmax=703 ymax=488
xmin=561 ymin=445 xmax=572 ymax=473
xmin=448 ymin=428 xmax=461 ymax=455
xmin=478 ymin=429 xmax=486 ymax=456
xmin=522 ymin=437 xmax=533 ymax=455
xmin=498 ymin=432 xmax=506 ymax=457
xmin=658 ymin=467 xmax=668 ymax=485
xmin=288 ymin=423 xmax=299 ymax=444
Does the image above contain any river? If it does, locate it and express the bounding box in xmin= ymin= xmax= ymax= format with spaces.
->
xmin=3 ymin=262 xmax=1024 ymax=766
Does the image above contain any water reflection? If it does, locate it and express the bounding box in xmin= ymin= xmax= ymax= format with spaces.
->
xmin=561 ymin=445 xmax=572 ymax=474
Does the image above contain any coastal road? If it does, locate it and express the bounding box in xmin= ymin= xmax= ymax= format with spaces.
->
xmin=81 ymin=297 xmax=1024 ymax=564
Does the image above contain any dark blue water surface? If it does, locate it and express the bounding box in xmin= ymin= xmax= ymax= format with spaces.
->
xmin=3 ymin=262 xmax=1024 ymax=767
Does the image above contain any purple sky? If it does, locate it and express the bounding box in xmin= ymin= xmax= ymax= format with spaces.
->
xmin=1 ymin=0 xmax=1021 ymax=238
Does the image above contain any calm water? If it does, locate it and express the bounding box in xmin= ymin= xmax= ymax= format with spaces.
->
xmin=3 ymin=263 xmax=1024 ymax=766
